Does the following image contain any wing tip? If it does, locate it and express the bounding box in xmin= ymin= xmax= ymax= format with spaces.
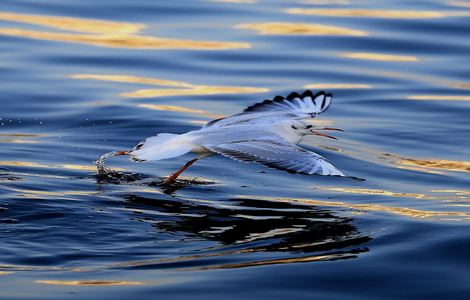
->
xmin=243 ymin=89 xmax=333 ymax=114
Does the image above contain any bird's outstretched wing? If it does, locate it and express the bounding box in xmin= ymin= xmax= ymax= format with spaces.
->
xmin=204 ymin=90 xmax=332 ymax=128
xmin=203 ymin=135 xmax=344 ymax=176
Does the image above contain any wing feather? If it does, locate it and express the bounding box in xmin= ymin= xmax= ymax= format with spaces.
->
xmin=204 ymin=90 xmax=333 ymax=129
xmin=203 ymin=136 xmax=344 ymax=176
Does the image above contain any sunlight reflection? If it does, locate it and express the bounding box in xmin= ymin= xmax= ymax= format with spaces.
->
xmin=8 ymin=188 xmax=98 ymax=198
xmin=35 ymin=280 xmax=144 ymax=286
xmin=137 ymin=104 xmax=224 ymax=119
xmin=0 ymin=133 xmax=45 ymax=144
xmin=0 ymin=139 xmax=38 ymax=144
xmin=304 ymin=83 xmax=371 ymax=89
xmin=123 ymin=86 xmax=269 ymax=98
xmin=137 ymin=104 xmax=207 ymax=114
xmin=0 ymin=271 xmax=13 ymax=275
xmin=408 ymin=95 xmax=470 ymax=101
xmin=395 ymin=165 xmax=445 ymax=174
xmin=447 ymin=1 xmax=470 ymax=8
xmin=431 ymin=189 xmax=470 ymax=196
xmin=0 ymin=11 xmax=249 ymax=50
xmin=301 ymin=0 xmax=350 ymax=5
xmin=383 ymin=153 xmax=470 ymax=174
xmin=196 ymin=253 xmax=355 ymax=270
xmin=397 ymin=158 xmax=470 ymax=173
xmin=0 ymin=161 xmax=122 ymax=172
xmin=189 ymin=120 xmax=210 ymax=125
xmin=339 ymin=52 xmax=418 ymax=62
xmin=0 ymin=12 xmax=142 ymax=34
xmin=239 ymin=195 xmax=470 ymax=220
xmin=451 ymin=83 xmax=470 ymax=90
xmin=0 ymin=133 xmax=45 ymax=137
xmin=317 ymin=187 xmax=433 ymax=199
xmin=71 ymin=73 xmax=269 ymax=98
xmin=70 ymin=74 xmax=193 ymax=88
xmin=236 ymin=22 xmax=367 ymax=36
xmin=286 ymin=8 xmax=470 ymax=18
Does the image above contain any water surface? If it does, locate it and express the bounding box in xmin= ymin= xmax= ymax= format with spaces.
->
xmin=1 ymin=0 xmax=469 ymax=299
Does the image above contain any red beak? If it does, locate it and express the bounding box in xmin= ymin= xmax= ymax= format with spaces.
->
xmin=321 ymin=127 xmax=344 ymax=132
xmin=309 ymin=130 xmax=338 ymax=140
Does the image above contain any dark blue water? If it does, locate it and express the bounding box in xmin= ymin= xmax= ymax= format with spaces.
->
xmin=1 ymin=0 xmax=470 ymax=299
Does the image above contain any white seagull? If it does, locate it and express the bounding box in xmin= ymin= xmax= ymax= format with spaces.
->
xmin=98 ymin=90 xmax=346 ymax=184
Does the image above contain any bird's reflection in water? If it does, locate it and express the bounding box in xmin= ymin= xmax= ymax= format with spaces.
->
xmin=117 ymin=194 xmax=371 ymax=270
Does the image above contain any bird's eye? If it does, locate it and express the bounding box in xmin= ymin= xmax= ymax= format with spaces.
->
xmin=291 ymin=125 xmax=298 ymax=129
xmin=306 ymin=125 xmax=313 ymax=129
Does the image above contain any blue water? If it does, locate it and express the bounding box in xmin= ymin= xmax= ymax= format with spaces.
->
xmin=1 ymin=0 xmax=470 ymax=299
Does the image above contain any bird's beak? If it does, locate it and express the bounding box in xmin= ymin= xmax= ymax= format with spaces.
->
xmin=320 ymin=127 xmax=344 ymax=132
xmin=309 ymin=127 xmax=343 ymax=140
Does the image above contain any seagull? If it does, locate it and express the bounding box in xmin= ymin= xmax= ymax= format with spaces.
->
xmin=97 ymin=90 xmax=346 ymax=185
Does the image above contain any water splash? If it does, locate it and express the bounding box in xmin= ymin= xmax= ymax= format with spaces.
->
xmin=95 ymin=151 xmax=139 ymax=182
xmin=95 ymin=151 xmax=119 ymax=176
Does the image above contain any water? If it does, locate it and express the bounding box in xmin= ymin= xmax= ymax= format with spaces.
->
xmin=1 ymin=0 xmax=469 ymax=298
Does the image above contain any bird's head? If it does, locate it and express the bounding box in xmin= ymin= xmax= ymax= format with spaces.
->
xmin=284 ymin=120 xmax=343 ymax=140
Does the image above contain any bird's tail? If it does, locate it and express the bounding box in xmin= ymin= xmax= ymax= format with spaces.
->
xmin=128 ymin=133 xmax=192 ymax=162
xmin=95 ymin=133 xmax=192 ymax=175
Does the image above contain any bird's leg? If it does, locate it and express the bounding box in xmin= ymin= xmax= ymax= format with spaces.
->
xmin=164 ymin=158 xmax=198 ymax=185
xmin=115 ymin=150 xmax=129 ymax=156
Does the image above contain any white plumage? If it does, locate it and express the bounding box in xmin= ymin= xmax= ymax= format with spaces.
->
xmin=121 ymin=90 xmax=345 ymax=181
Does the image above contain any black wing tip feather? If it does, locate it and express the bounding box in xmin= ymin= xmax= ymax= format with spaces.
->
xmin=243 ymin=89 xmax=332 ymax=113
xmin=286 ymin=91 xmax=301 ymax=100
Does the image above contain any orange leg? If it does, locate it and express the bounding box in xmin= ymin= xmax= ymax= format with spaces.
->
xmin=115 ymin=150 xmax=129 ymax=156
xmin=164 ymin=158 xmax=198 ymax=185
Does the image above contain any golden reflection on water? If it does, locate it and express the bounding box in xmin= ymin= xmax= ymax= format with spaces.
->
xmin=0 ymin=133 xmax=45 ymax=144
xmin=71 ymin=74 xmax=193 ymax=88
xmin=113 ymin=241 xmax=357 ymax=271
xmin=189 ymin=120 xmax=210 ymax=125
xmin=0 ymin=28 xmax=250 ymax=50
xmin=0 ymin=139 xmax=38 ymax=144
xmin=7 ymin=187 xmax=98 ymax=199
xmin=382 ymin=153 xmax=470 ymax=174
xmin=396 ymin=164 xmax=445 ymax=174
xmin=0 ymin=160 xmax=122 ymax=172
xmin=196 ymin=253 xmax=352 ymax=270
xmin=286 ymin=8 xmax=470 ymax=18
xmin=317 ymin=187 xmax=432 ymax=199
xmin=397 ymin=158 xmax=470 ymax=173
xmin=137 ymin=104 xmax=225 ymax=119
xmin=408 ymin=95 xmax=470 ymax=101
xmin=237 ymin=228 xmax=303 ymax=243
xmin=0 ymin=271 xmax=13 ymax=275
xmin=302 ymin=0 xmax=350 ymax=5
xmin=0 ymin=11 xmax=249 ymax=50
xmin=123 ymin=86 xmax=269 ymax=98
xmin=239 ymin=195 xmax=470 ymax=220
xmin=72 ymin=73 xmax=269 ymax=98
xmin=236 ymin=22 xmax=367 ymax=36
xmin=138 ymin=104 xmax=207 ymax=114
xmin=304 ymin=83 xmax=371 ymax=89
xmin=339 ymin=52 xmax=418 ymax=62
xmin=447 ymin=1 xmax=470 ymax=7
xmin=0 ymin=133 xmax=45 ymax=137
xmin=35 ymin=280 xmax=145 ymax=286
xmin=451 ymin=83 xmax=470 ymax=90
xmin=431 ymin=189 xmax=470 ymax=196
xmin=0 ymin=12 xmax=142 ymax=34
